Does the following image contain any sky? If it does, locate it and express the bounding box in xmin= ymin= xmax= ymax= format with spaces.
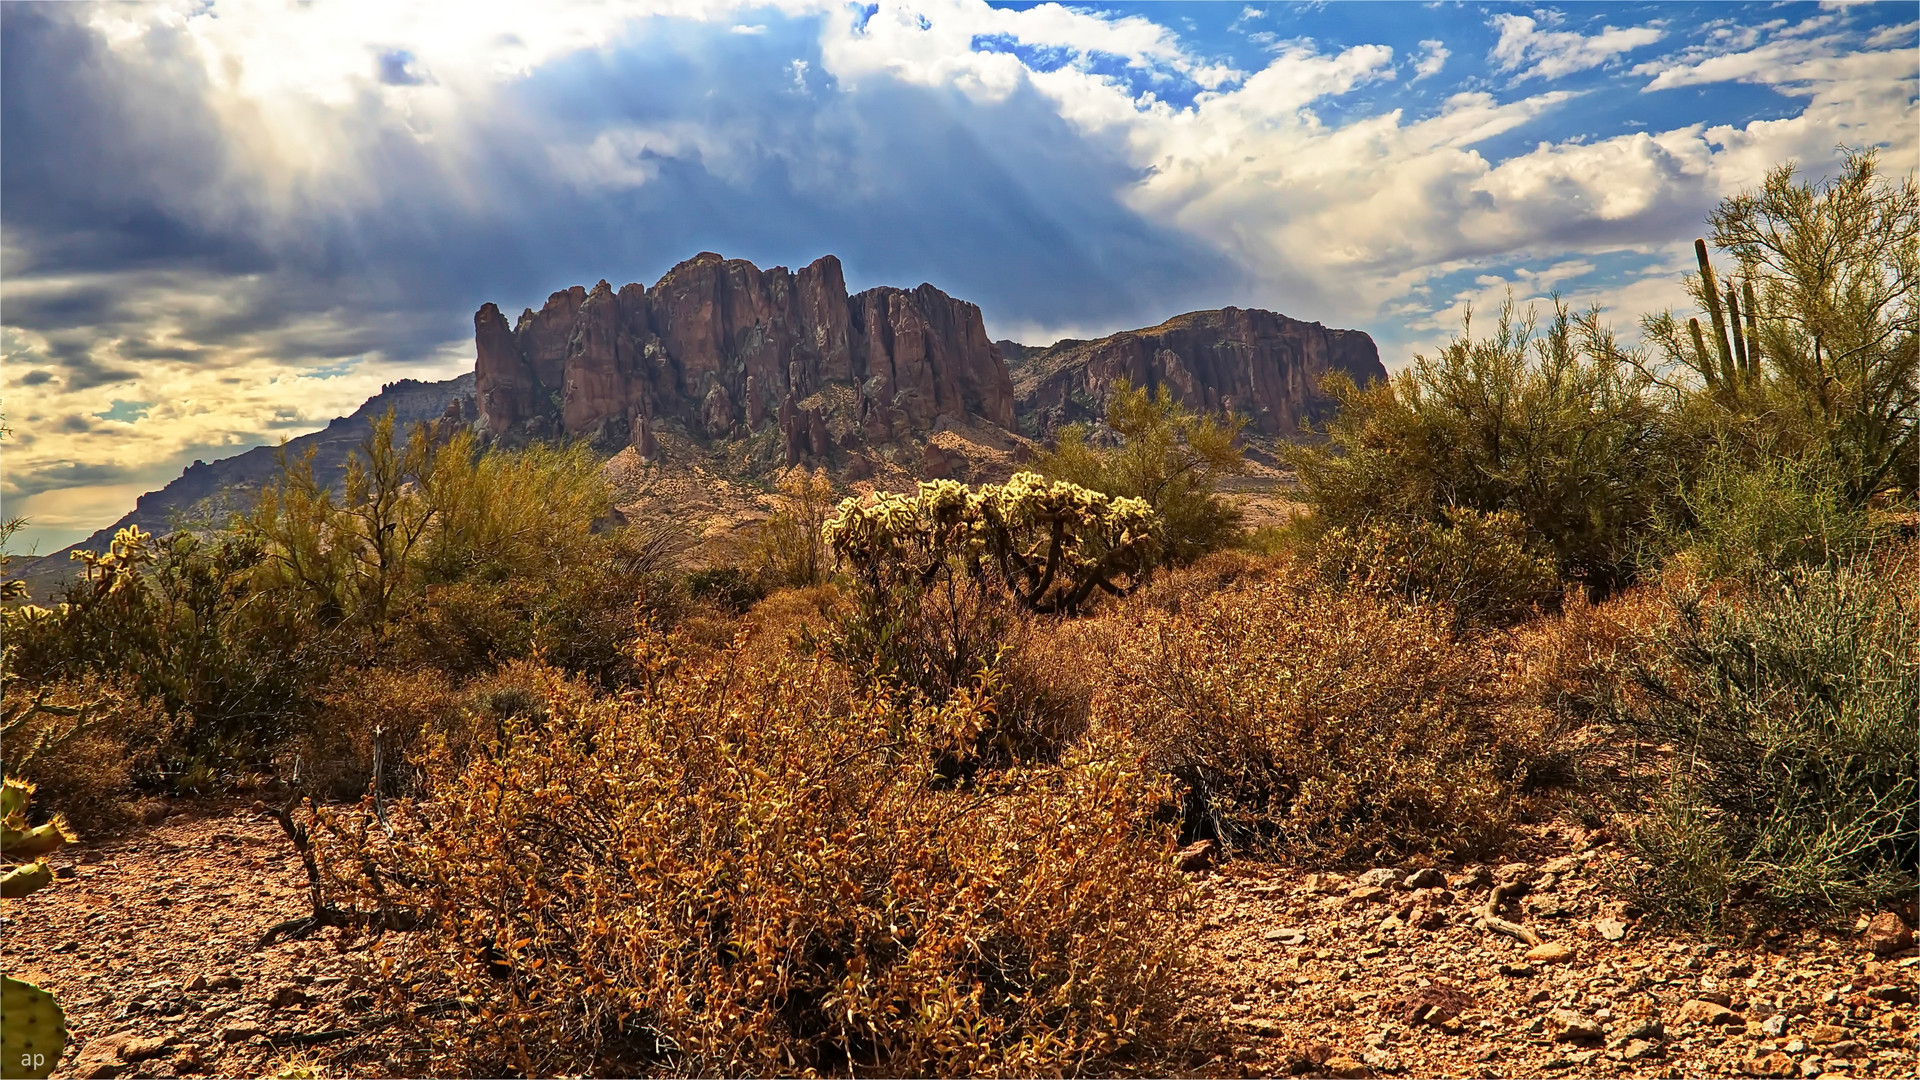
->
xmin=2 ymin=0 xmax=1915 ymax=553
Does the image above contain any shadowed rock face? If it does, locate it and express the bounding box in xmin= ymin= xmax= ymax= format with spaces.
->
xmin=1007 ymin=308 xmax=1386 ymax=438
xmin=474 ymin=253 xmax=1014 ymax=455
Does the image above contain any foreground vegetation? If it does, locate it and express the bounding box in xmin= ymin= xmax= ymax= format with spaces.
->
xmin=2 ymin=153 xmax=1914 ymax=1078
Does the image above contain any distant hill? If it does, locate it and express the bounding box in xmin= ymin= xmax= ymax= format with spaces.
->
xmin=11 ymin=373 xmax=474 ymax=597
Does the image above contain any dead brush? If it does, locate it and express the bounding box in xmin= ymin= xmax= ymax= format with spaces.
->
xmin=309 ymin=637 xmax=1194 ymax=1077
xmin=1095 ymin=576 xmax=1564 ymax=862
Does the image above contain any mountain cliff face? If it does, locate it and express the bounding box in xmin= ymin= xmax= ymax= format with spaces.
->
xmin=475 ymin=253 xmax=1014 ymax=464
xmin=1006 ymin=308 xmax=1385 ymax=438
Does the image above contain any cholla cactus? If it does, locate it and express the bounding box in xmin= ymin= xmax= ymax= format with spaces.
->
xmin=2 ymin=778 xmax=73 ymax=1078
xmin=824 ymin=472 xmax=1160 ymax=614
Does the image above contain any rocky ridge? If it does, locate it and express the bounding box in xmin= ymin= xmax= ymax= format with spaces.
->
xmin=1007 ymin=307 xmax=1385 ymax=439
xmin=474 ymin=253 xmax=1014 ymax=467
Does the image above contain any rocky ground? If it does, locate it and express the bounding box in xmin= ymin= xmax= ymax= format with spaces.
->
xmin=5 ymin=805 xmax=431 ymax=1080
xmin=1182 ymin=826 xmax=1919 ymax=1080
xmin=7 ymin=807 xmax=1915 ymax=1079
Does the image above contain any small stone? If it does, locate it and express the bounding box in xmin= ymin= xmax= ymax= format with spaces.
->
xmin=1594 ymin=917 xmax=1629 ymax=941
xmin=1762 ymin=1013 xmax=1790 ymax=1037
xmin=1175 ymin=839 xmax=1216 ymax=872
xmin=1676 ymin=998 xmax=1743 ymax=1027
xmin=268 ymin=985 xmax=309 ymax=1009
xmin=1322 ymin=1054 xmax=1372 ymax=1079
xmin=1404 ymin=868 xmax=1446 ymax=890
xmin=183 ymin=974 xmax=208 ymax=993
xmin=1263 ymin=927 xmax=1307 ymax=946
xmin=1238 ymin=1018 xmax=1282 ymax=1037
xmin=1361 ymin=1049 xmax=1398 ymax=1071
xmin=1526 ymin=941 xmax=1575 ymax=965
xmin=1621 ymin=1039 xmax=1656 ymax=1061
xmin=119 ymin=1036 xmax=174 ymax=1062
xmin=1748 ymin=1051 xmax=1797 ymax=1078
xmin=1783 ymin=1039 xmax=1809 ymax=1054
xmin=1358 ymin=868 xmax=1400 ymax=888
xmin=1865 ymin=911 xmax=1914 ymax=956
xmin=219 ymin=1025 xmax=263 ymax=1045
xmin=1546 ymin=1009 xmax=1605 ymax=1045
xmin=1347 ymin=886 xmax=1389 ymax=905
xmin=1497 ymin=962 xmax=1537 ymax=978
xmin=1805 ymin=1025 xmax=1849 ymax=1045
xmin=1823 ymin=1040 xmax=1862 ymax=1059
xmin=1495 ymin=862 xmax=1535 ymax=885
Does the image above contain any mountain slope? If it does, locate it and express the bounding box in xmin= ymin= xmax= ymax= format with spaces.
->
xmin=1007 ymin=307 xmax=1385 ymax=440
xmin=12 ymin=374 xmax=474 ymax=594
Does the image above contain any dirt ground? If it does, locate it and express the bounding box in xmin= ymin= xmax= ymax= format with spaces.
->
xmin=6 ymin=801 xmax=1915 ymax=1080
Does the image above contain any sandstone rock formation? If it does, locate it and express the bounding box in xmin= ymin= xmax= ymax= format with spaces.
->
xmin=474 ymin=253 xmax=1015 ymax=462
xmin=1006 ymin=308 xmax=1385 ymax=439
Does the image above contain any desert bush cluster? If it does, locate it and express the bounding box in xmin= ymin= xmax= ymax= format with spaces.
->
xmin=1 ymin=152 xmax=1913 ymax=1077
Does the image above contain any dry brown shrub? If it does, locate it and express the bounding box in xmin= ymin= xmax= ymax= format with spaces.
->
xmin=1094 ymin=577 xmax=1561 ymax=862
xmin=8 ymin=679 xmax=169 ymax=833
xmin=1126 ymin=548 xmax=1294 ymax=615
xmin=312 ymin=641 xmax=1193 ymax=1077
xmin=292 ymin=667 xmax=470 ymax=801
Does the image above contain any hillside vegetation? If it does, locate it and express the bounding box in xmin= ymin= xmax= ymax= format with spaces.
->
xmin=3 ymin=153 xmax=1915 ymax=1079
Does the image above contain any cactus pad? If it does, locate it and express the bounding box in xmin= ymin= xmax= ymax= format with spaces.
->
xmin=0 ymin=861 xmax=53 ymax=900
xmin=0 ymin=973 xmax=67 ymax=1079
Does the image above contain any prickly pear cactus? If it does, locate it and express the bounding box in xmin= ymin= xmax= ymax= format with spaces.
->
xmin=1 ymin=778 xmax=72 ymax=1077
xmin=0 ymin=780 xmax=71 ymax=899
xmin=0 ymin=973 xmax=67 ymax=1079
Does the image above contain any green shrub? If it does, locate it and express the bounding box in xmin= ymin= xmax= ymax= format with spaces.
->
xmin=1623 ymin=547 xmax=1918 ymax=923
xmin=1659 ymin=441 xmax=1887 ymax=579
xmin=685 ymin=567 xmax=766 ymax=613
xmin=752 ymin=466 xmax=834 ymax=589
xmin=1288 ymin=298 xmax=1668 ymax=595
xmin=1034 ymin=380 xmax=1246 ymax=564
xmin=1310 ymin=506 xmax=1562 ymax=627
xmin=1095 ymin=575 xmax=1562 ymax=861
xmin=311 ymin=649 xmax=1192 ymax=1077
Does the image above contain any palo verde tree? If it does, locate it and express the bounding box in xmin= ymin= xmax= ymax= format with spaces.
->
xmin=1641 ymin=149 xmax=1918 ymax=507
xmin=1034 ymin=379 xmax=1247 ymax=564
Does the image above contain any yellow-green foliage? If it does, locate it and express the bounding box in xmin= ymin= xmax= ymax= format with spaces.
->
xmin=1641 ymin=150 xmax=1917 ymax=507
xmin=249 ymin=414 xmax=612 ymax=626
xmin=1288 ymin=299 xmax=1667 ymax=595
xmin=825 ymin=472 xmax=1159 ymax=615
xmin=753 ymin=467 xmax=835 ymax=589
xmin=1034 ymin=379 xmax=1247 ymax=564
xmin=1093 ymin=574 xmax=1559 ymax=861
xmin=313 ymin=645 xmax=1191 ymax=1077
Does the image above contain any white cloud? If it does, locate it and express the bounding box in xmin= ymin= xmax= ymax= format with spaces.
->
xmin=730 ymin=24 xmax=768 ymax=35
xmin=1412 ymin=39 xmax=1449 ymax=81
xmin=1490 ymin=12 xmax=1665 ymax=81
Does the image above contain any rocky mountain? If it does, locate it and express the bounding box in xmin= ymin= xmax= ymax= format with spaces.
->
xmin=1006 ymin=307 xmax=1385 ymax=439
xmin=475 ymin=252 xmax=1014 ymax=468
xmin=10 ymin=374 xmax=475 ymax=595
xmin=18 ymin=256 xmax=1386 ymax=593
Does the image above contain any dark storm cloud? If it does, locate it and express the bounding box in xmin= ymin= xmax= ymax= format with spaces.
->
xmin=14 ymin=371 xmax=53 ymax=387
xmin=2 ymin=3 xmax=1244 ymax=388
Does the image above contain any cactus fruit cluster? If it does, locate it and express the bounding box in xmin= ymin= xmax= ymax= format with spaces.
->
xmin=1 ymin=778 xmax=72 ymax=1079
xmin=824 ymin=472 xmax=1160 ymax=614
